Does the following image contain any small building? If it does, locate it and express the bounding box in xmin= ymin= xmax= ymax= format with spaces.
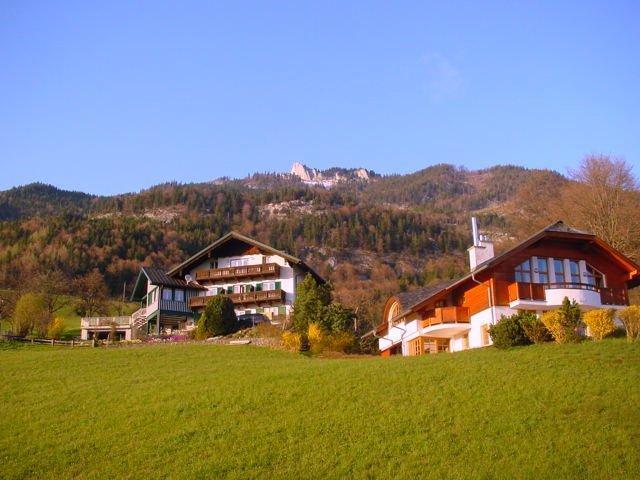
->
xmin=81 ymin=231 xmax=323 ymax=339
xmin=376 ymin=220 xmax=640 ymax=356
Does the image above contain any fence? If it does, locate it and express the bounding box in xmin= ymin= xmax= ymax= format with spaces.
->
xmin=2 ymin=334 xmax=93 ymax=347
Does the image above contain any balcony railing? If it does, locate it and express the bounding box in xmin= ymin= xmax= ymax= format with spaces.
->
xmin=81 ymin=316 xmax=131 ymax=328
xmin=509 ymin=282 xmax=628 ymax=306
xmin=194 ymin=263 xmax=280 ymax=282
xmin=189 ymin=289 xmax=285 ymax=308
xmin=508 ymin=282 xmax=546 ymax=302
xmin=599 ymin=287 xmax=627 ymax=306
xmin=421 ymin=306 xmax=470 ymax=329
xmin=159 ymin=299 xmax=192 ymax=313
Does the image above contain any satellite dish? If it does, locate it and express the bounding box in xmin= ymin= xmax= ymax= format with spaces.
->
xmin=185 ymin=274 xmax=193 ymax=283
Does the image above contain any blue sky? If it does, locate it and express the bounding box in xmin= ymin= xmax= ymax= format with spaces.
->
xmin=1 ymin=1 xmax=638 ymax=195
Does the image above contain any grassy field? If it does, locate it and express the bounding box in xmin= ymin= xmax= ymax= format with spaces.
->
xmin=1 ymin=339 xmax=639 ymax=479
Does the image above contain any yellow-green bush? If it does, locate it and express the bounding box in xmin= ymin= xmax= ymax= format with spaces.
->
xmin=46 ymin=317 xmax=65 ymax=340
xmin=307 ymin=323 xmax=323 ymax=344
xmin=281 ymin=331 xmax=302 ymax=351
xmin=583 ymin=309 xmax=615 ymax=341
xmin=618 ymin=305 xmax=640 ymax=342
xmin=541 ymin=297 xmax=582 ymax=344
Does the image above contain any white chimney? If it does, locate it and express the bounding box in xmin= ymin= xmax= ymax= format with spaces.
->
xmin=468 ymin=217 xmax=494 ymax=270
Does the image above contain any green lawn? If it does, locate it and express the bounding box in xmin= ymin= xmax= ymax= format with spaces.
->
xmin=1 ymin=340 xmax=639 ymax=479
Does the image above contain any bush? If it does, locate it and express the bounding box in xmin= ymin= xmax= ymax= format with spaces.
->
xmin=618 ymin=305 xmax=640 ymax=342
xmin=12 ymin=293 xmax=48 ymax=337
xmin=488 ymin=313 xmax=531 ymax=349
xmin=541 ymin=297 xmax=583 ymax=344
xmin=195 ymin=296 xmax=238 ymax=339
xmin=282 ymin=331 xmax=302 ymax=351
xmin=583 ymin=309 xmax=615 ymax=341
xmin=520 ymin=312 xmax=552 ymax=344
xmin=47 ymin=317 xmax=65 ymax=340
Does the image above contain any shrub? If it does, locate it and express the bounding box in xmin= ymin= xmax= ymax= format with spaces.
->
xmin=541 ymin=298 xmax=583 ymax=344
xmin=488 ymin=313 xmax=531 ymax=349
xmin=618 ymin=305 xmax=640 ymax=342
xmin=195 ymin=295 xmax=238 ymax=339
xmin=12 ymin=293 xmax=48 ymax=337
xmin=291 ymin=274 xmax=331 ymax=333
xmin=520 ymin=312 xmax=552 ymax=344
xmin=307 ymin=323 xmax=323 ymax=344
xmin=583 ymin=309 xmax=615 ymax=341
xmin=282 ymin=331 xmax=302 ymax=351
xmin=47 ymin=317 xmax=65 ymax=340
xmin=323 ymin=303 xmax=356 ymax=333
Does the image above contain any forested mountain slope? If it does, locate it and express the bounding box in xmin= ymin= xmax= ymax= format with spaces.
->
xmin=6 ymin=160 xmax=634 ymax=327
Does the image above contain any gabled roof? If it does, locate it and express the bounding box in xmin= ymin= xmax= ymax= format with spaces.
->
xmin=381 ymin=220 xmax=640 ymax=325
xmin=166 ymin=231 xmax=324 ymax=282
xmin=130 ymin=266 xmax=206 ymax=301
xmin=394 ymin=280 xmax=457 ymax=314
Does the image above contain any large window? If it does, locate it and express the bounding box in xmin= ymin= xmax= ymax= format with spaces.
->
xmin=569 ymin=261 xmax=580 ymax=284
xmin=584 ymin=265 xmax=604 ymax=287
xmin=537 ymin=257 xmax=549 ymax=284
xmin=554 ymin=259 xmax=565 ymax=283
xmin=514 ymin=259 xmax=532 ymax=283
xmin=162 ymin=288 xmax=172 ymax=301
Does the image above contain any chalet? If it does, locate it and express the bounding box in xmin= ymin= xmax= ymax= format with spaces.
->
xmin=376 ymin=220 xmax=640 ymax=356
xmin=81 ymin=231 xmax=323 ymax=340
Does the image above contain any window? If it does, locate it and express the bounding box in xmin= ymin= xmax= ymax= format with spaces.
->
xmin=584 ymin=264 xmax=604 ymax=288
xmin=569 ymin=261 xmax=580 ymax=284
xmin=162 ymin=288 xmax=172 ymax=301
xmin=233 ymin=285 xmax=242 ymax=294
xmin=230 ymin=258 xmax=249 ymax=267
xmin=209 ymin=260 xmax=218 ymax=269
xmin=514 ymin=259 xmax=532 ymax=283
xmin=554 ymin=259 xmax=565 ymax=284
xmin=536 ymin=258 xmax=549 ymax=284
xmin=263 ymin=281 xmax=275 ymax=291
xmin=174 ymin=289 xmax=184 ymax=302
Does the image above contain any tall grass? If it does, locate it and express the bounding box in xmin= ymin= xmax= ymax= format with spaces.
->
xmin=1 ymin=339 xmax=639 ymax=479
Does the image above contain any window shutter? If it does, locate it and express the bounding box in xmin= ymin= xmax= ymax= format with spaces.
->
xmin=275 ymin=281 xmax=281 ymax=290
xmin=256 ymin=283 xmax=262 ymax=291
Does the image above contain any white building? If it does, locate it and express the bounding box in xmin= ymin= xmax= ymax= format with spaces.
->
xmin=375 ymin=220 xmax=640 ymax=357
xmin=81 ymin=231 xmax=323 ymax=340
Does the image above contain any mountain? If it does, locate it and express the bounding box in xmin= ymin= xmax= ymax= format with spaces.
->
xmin=289 ymin=162 xmax=377 ymax=187
xmin=0 ymin=163 xmax=568 ymax=328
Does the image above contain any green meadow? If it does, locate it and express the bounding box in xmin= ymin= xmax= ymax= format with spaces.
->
xmin=1 ymin=339 xmax=639 ymax=479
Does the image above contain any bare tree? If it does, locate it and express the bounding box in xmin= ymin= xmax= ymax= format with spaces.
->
xmin=74 ymin=269 xmax=109 ymax=317
xmin=31 ymin=270 xmax=72 ymax=323
xmin=560 ymin=155 xmax=640 ymax=259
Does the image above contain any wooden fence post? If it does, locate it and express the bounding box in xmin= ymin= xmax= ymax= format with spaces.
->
xmin=51 ymin=338 xmax=55 ymax=346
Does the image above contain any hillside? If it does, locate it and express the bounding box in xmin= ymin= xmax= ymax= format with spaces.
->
xmin=0 ymin=163 xmax=572 ymax=327
xmin=1 ymin=339 xmax=638 ymax=479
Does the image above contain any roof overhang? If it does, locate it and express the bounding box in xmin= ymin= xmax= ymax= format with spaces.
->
xmin=166 ymin=231 xmax=325 ymax=283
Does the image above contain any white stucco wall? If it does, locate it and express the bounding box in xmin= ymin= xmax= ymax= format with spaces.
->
xmin=188 ymin=253 xmax=302 ymax=316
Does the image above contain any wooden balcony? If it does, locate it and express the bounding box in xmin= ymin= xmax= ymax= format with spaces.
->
xmin=421 ymin=306 xmax=470 ymax=329
xmin=194 ymin=263 xmax=280 ymax=283
xmin=599 ymin=287 xmax=627 ymax=306
xmin=508 ymin=282 xmax=546 ymax=302
xmin=189 ymin=289 xmax=285 ymax=308
xmin=81 ymin=316 xmax=131 ymax=328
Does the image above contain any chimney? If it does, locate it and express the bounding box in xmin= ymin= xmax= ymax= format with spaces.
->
xmin=468 ymin=217 xmax=494 ymax=270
